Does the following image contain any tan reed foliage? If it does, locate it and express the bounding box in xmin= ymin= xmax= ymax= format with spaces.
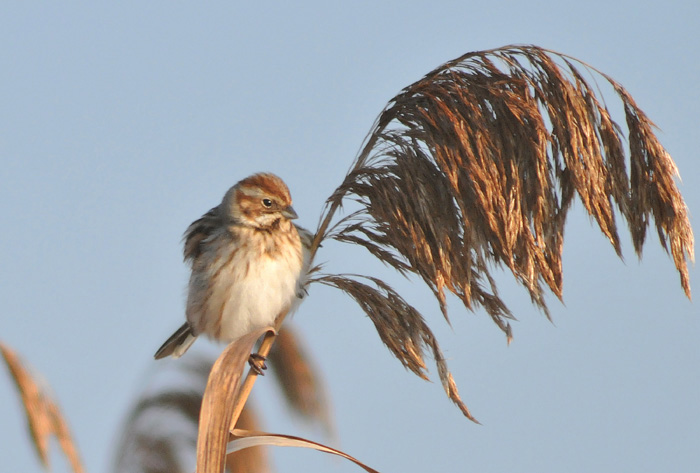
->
xmin=306 ymin=44 xmax=694 ymax=423
xmin=111 ymin=350 xmax=274 ymax=473
xmin=201 ymin=328 xmax=378 ymax=473
xmin=1 ymin=342 xmax=85 ymax=473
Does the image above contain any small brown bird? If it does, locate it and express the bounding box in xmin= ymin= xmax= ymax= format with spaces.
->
xmin=154 ymin=173 xmax=310 ymax=369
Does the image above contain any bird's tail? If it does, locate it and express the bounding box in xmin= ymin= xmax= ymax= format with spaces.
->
xmin=154 ymin=322 xmax=197 ymax=359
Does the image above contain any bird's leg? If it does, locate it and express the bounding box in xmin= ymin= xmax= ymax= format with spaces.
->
xmin=248 ymin=353 xmax=267 ymax=375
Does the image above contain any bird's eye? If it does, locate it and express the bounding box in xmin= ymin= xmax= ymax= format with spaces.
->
xmin=261 ymin=198 xmax=273 ymax=208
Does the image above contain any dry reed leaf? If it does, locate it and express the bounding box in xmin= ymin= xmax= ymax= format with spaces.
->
xmin=225 ymin=406 xmax=272 ymax=473
xmin=227 ymin=429 xmax=380 ymax=473
xmin=0 ymin=342 xmax=85 ymax=473
xmin=111 ymin=351 xmax=271 ymax=473
xmin=310 ymin=44 xmax=694 ymax=422
xmin=267 ymin=327 xmax=333 ymax=433
xmin=197 ymin=327 xmax=275 ymax=473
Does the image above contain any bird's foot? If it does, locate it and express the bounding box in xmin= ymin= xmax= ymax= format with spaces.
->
xmin=248 ymin=353 xmax=267 ymax=375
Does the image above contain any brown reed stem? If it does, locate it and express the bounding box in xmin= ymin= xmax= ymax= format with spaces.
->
xmin=228 ymin=329 xmax=279 ymax=432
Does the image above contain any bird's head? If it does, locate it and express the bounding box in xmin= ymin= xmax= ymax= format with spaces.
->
xmin=222 ymin=173 xmax=298 ymax=229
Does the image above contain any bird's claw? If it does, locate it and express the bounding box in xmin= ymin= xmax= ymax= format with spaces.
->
xmin=248 ymin=353 xmax=267 ymax=375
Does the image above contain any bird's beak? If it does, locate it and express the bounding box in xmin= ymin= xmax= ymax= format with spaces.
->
xmin=281 ymin=206 xmax=298 ymax=220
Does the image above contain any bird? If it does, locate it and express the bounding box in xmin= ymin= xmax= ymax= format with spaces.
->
xmin=154 ymin=173 xmax=310 ymax=373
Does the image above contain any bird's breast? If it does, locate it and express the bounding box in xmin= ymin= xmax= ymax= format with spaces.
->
xmin=188 ymin=227 xmax=304 ymax=343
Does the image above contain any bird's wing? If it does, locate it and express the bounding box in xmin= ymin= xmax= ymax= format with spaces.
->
xmin=294 ymin=224 xmax=315 ymax=298
xmin=294 ymin=224 xmax=314 ymax=251
xmin=183 ymin=206 xmax=221 ymax=263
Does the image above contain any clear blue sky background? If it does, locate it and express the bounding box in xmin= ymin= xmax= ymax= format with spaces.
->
xmin=1 ymin=2 xmax=698 ymax=472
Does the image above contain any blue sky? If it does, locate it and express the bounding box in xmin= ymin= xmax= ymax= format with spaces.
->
xmin=1 ymin=2 xmax=698 ymax=472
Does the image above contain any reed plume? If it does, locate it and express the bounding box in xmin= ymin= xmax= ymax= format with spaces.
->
xmin=308 ymin=44 xmax=694 ymax=422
